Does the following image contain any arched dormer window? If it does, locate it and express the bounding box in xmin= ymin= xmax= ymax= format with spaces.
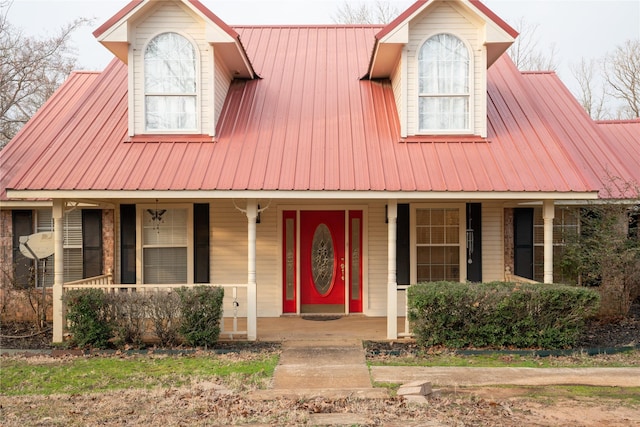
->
xmin=144 ymin=32 xmax=197 ymax=131
xmin=418 ymin=34 xmax=470 ymax=132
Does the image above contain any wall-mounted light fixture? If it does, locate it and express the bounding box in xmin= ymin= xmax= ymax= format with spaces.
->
xmin=256 ymin=204 xmax=261 ymax=224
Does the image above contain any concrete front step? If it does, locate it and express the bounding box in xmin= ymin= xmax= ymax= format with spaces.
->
xmin=272 ymin=340 xmax=374 ymax=391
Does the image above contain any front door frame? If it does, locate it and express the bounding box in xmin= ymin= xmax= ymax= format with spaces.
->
xmin=278 ymin=205 xmax=369 ymax=315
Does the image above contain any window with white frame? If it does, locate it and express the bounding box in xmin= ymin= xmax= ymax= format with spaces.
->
xmin=144 ymin=32 xmax=197 ymax=131
xmin=35 ymin=209 xmax=83 ymax=286
xmin=416 ymin=208 xmax=461 ymax=282
xmin=418 ymin=33 xmax=470 ymax=132
xmin=142 ymin=207 xmax=188 ymax=284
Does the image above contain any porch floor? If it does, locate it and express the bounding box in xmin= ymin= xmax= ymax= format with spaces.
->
xmin=222 ymin=316 xmax=408 ymax=342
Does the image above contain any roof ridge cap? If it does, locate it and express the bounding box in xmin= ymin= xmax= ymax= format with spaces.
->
xmin=596 ymin=119 xmax=640 ymax=124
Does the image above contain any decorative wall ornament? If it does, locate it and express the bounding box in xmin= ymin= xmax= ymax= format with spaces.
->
xmin=146 ymin=199 xmax=166 ymax=233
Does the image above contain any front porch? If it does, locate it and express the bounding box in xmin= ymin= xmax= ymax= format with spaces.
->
xmin=62 ymin=275 xmax=410 ymax=342
xmin=256 ymin=316 xmax=406 ymax=342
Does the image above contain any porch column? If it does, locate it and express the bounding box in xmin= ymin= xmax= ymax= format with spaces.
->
xmin=387 ymin=201 xmax=398 ymax=339
xmin=246 ymin=199 xmax=258 ymax=341
xmin=543 ymin=200 xmax=555 ymax=284
xmin=52 ymin=200 xmax=65 ymax=343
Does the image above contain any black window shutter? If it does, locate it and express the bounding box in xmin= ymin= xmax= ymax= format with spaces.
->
xmin=466 ymin=203 xmax=482 ymax=282
xmin=82 ymin=210 xmax=103 ymax=278
xmin=513 ymin=208 xmax=534 ymax=280
xmin=396 ymin=204 xmax=410 ymax=285
xmin=120 ymin=205 xmax=136 ymax=284
xmin=12 ymin=210 xmax=34 ymax=287
xmin=194 ymin=204 xmax=210 ymax=283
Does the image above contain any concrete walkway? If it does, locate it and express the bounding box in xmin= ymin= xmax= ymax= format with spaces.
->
xmin=250 ymin=338 xmax=640 ymax=404
xmin=371 ymin=366 xmax=640 ymax=388
xmin=251 ymin=339 xmax=388 ymax=399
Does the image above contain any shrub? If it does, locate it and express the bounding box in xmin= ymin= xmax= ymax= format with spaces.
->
xmin=64 ymin=289 xmax=112 ymax=349
xmin=106 ymin=291 xmax=148 ymax=348
xmin=408 ymin=281 xmax=600 ymax=349
xmin=148 ymin=291 xmax=182 ymax=347
xmin=177 ymin=286 xmax=224 ymax=347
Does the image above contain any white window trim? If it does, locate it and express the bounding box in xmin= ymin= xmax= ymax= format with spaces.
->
xmin=142 ymin=31 xmax=202 ymax=134
xmin=415 ymin=32 xmax=474 ymax=135
xmin=136 ymin=203 xmax=194 ymax=285
xmin=410 ymin=203 xmax=466 ymax=284
xmin=35 ymin=209 xmax=83 ymax=286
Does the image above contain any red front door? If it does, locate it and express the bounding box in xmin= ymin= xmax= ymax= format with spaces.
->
xmin=300 ymin=211 xmax=345 ymax=312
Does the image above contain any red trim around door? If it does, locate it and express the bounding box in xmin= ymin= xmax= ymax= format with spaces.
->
xmin=282 ymin=211 xmax=297 ymax=313
xmin=349 ymin=210 xmax=363 ymax=313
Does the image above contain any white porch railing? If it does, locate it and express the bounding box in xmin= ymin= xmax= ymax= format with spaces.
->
xmin=64 ymin=273 xmax=114 ymax=287
xmin=62 ymin=277 xmax=248 ymax=339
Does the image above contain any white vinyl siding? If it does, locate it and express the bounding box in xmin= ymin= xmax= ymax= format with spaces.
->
xmin=132 ymin=1 xmax=212 ymax=135
xmin=214 ymin=52 xmax=233 ymax=127
xmin=407 ymin=1 xmax=485 ymax=136
xmin=366 ymin=203 xmax=388 ymax=316
xmin=210 ymin=201 xmax=279 ymax=317
xmin=391 ymin=58 xmax=403 ymax=136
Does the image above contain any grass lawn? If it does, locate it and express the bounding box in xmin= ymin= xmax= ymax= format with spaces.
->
xmin=367 ymin=349 xmax=640 ymax=368
xmin=0 ymin=353 xmax=279 ymax=396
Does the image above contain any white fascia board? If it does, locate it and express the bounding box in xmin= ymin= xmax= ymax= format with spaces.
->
xmin=205 ymin=23 xmax=235 ymax=43
xmin=96 ymin=0 xmax=148 ymax=43
xmin=462 ymin=0 xmax=515 ymax=44
xmin=485 ymin=23 xmax=515 ymax=44
xmin=98 ymin=21 xmax=129 ymax=43
xmin=6 ymin=190 xmax=600 ymax=201
xmin=379 ymin=22 xmax=408 ymax=44
xmin=0 ymin=200 xmax=52 ymax=209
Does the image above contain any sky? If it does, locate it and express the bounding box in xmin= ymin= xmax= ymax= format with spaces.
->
xmin=5 ymin=0 xmax=640 ymax=95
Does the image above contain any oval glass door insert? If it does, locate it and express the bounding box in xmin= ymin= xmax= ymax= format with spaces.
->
xmin=311 ymin=223 xmax=334 ymax=295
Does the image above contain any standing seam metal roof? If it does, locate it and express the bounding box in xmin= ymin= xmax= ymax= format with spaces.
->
xmin=3 ymin=26 xmax=636 ymax=197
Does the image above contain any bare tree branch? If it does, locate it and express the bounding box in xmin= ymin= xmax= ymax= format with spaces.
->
xmin=570 ymin=58 xmax=609 ymax=120
xmin=603 ymin=39 xmax=640 ymax=119
xmin=332 ymin=1 xmax=400 ymax=24
xmin=508 ymin=17 xmax=559 ymax=72
xmin=0 ymin=1 xmax=90 ymax=148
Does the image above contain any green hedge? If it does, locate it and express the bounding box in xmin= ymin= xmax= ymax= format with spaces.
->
xmin=408 ymin=281 xmax=600 ymax=349
xmin=64 ymin=289 xmax=112 ymax=349
xmin=63 ymin=286 xmax=224 ymax=349
xmin=177 ymin=286 xmax=225 ymax=347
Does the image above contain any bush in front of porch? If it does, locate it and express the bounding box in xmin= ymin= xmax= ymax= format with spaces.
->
xmin=408 ymin=281 xmax=600 ymax=350
xmin=63 ymin=286 xmax=224 ymax=349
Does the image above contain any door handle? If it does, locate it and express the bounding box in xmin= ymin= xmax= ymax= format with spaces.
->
xmin=340 ymin=259 xmax=345 ymax=281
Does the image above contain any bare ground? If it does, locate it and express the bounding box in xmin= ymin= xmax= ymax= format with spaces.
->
xmin=1 ymin=302 xmax=639 ymax=426
xmin=1 ymin=377 xmax=639 ymax=426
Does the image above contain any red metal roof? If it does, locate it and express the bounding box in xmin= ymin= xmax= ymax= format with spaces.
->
xmin=0 ymin=71 xmax=100 ymax=201
xmin=596 ymin=119 xmax=640 ymax=192
xmin=519 ymin=72 xmax=639 ymax=198
xmin=4 ymin=26 xmax=635 ymax=198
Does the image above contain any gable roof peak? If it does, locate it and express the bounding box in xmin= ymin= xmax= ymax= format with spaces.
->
xmin=367 ymin=0 xmax=518 ymax=78
xmin=93 ymin=0 xmax=255 ymax=78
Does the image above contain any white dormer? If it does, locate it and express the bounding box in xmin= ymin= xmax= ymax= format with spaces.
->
xmin=93 ymin=0 xmax=256 ymax=138
xmin=367 ymin=0 xmax=517 ymax=138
